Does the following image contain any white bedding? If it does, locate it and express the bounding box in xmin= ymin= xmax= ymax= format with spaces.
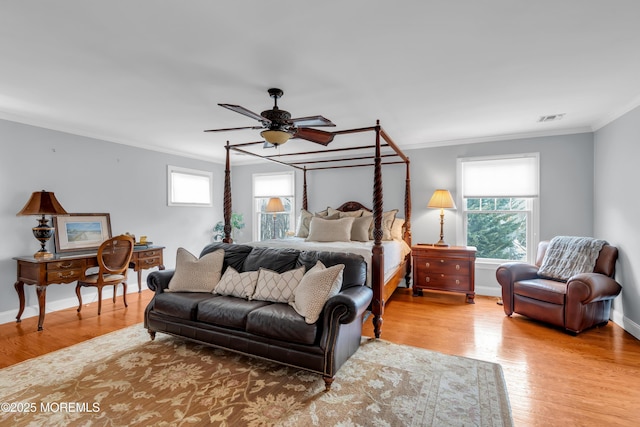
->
xmin=246 ymin=237 xmax=411 ymax=287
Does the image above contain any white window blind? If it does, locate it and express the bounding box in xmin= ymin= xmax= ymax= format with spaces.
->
xmin=253 ymin=172 xmax=294 ymax=197
xmin=167 ymin=165 xmax=212 ymax=206
xmin=461 ymin=156 xmax=539 ymax=198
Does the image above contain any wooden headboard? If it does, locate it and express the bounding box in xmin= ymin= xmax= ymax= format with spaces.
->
xmin=336 ymin=201 xmax=372 ymax=213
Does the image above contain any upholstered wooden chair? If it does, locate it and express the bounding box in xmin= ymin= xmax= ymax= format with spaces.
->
xmin=496 ymin=239 xmax=621 ymax=334
xmin=76 ymin=234 xmax=134 ymax=315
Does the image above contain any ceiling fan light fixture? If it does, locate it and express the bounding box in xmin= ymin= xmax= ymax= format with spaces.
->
xmin=261 ymin=129 xmax=292 ymax=145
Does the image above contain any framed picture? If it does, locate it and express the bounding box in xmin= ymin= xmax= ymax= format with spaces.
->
xmin=53 ymin=213 xmax=112 ymax=253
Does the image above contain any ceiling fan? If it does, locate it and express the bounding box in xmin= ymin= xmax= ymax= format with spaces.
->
xmin=204 ymin=88 xmax=335 ymax=146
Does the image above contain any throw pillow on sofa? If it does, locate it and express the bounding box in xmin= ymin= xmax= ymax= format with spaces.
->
xmin=214 ymin=266 xmax=259 ymax=299
xmin=290 ymin=261 xmax=345 ymax=324
xmin=251 ymin=265 xmax=305 ymax=303
xmin=166 ymin=248 xmax=224 ymax=292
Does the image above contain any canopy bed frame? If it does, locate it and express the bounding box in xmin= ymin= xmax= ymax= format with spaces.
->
xmin=221 ymin=121 xmax=412 ymax=338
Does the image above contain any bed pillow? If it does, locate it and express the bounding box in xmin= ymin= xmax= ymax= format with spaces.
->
xmin=290 ymin=261 xmax=345 ymax=324
xmin=363 ymin=209 xmax=398 ymax=240
xmin=295 ymin=209 xmax=340 ymax=237
xmin=306 ymin=217 xmax=355 ymax=242
xmin=351 ymin=215 xmax=373 ymax=241
xmin=251 ymin=265 xmax=306 ymax=303
xmin=167 ymin=248 xmax=224 ymax=292
xmin=391 ymin=218 xmax=405 ymax=241
xmin=295 ymin=209 xmax=313 ymax=237
xmin=214 ymin=267 xmax=258 ymax=299
xmin=328 ymin=207 xmax=364 ymax=218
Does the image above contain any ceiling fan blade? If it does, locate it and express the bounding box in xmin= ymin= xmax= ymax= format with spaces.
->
xmin=293 ymin=127 xmax=335 ymax=145
xmin=218 ymin=103 xmax=271 ymax=124
xmin=290 ymin=115 xmax=335 ymax=127
xmin=204 ymin=125 xmax=263 ymax=133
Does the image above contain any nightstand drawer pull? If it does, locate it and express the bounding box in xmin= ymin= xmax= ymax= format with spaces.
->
xmin=455 ymin=279 xmax=460 ymax=285
xmin=440 ymin=259 xmax=445 ymax=263
xmin=425 ymin=262 xmax=430 ymax=268
xmin=456 ymin=264 xmax=460 ymax=270
xmin=425 ymin=277 xmax=430 ymax=283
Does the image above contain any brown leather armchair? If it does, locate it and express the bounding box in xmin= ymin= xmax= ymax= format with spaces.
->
xmin=496 ymin=241 xmax=621 ymax=334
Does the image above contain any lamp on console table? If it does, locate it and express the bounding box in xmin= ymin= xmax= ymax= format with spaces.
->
xmin=427 ymin=189 xmax=456 ymax=247
xmin=265 ymin=197 xmax=285 ymax=239
xmin=16 ymin=190 xmax=68 ymax=258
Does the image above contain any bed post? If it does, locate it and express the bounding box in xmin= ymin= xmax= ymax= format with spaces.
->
xmin=372 ymin=121 xmax=385 ymax=339
xmin=404 ymin=159 xmax=412 ymax=286
xmin=303 ymin=166 xmax=308 ymax=211
xmin=223 ymin=141 xmax=233 ymax=243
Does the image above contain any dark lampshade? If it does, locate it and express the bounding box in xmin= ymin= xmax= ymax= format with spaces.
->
xmin=17 ymin=190 xmax=68 ymax=258
xmin=17 ymin=190 xmax=68 ymax=216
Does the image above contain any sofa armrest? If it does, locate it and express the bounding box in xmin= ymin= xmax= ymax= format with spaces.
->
xmin=567 ymin=273 xmax=622 ymax=304
xmin=322 ymin=286 xmax=373 ymax=325
xmin=146 ymin=269 xmax=175 ymax=294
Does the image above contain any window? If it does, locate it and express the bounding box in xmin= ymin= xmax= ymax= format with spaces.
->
xmin=458 ymin=154 xmax=539 ymax=263
xmin=252 ymin=172 xmax=295 ymax=241
xmin=167 ymin=165 xmax=212 ymax=206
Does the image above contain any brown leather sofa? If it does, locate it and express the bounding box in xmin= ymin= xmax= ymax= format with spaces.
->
xmin=496 ymin=240 xmax=621 ymax=334
xmin=144 ymin=243 xmax=372 ymax=390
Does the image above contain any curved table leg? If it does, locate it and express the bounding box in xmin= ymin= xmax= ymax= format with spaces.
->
xmin=35 ymin=285 xmax=47 ymax=331
xmin=14 ymin=281 xmax=25 ymax=323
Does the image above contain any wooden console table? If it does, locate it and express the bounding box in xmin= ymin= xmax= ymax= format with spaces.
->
xmin=13 ymin=245 xmax=165 ymax=331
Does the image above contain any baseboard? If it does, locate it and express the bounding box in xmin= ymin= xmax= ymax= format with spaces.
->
xmin=611 ymin=308 xmax=640 ymax=341
xmin=0 ymin=282 xmax=148 ymax=326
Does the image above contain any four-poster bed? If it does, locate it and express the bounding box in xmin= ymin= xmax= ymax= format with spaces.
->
xmin=221 ymin=121 xmax=412 ymax=338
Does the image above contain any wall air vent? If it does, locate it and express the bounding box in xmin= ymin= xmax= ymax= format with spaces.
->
xmin=538 ymin=113 xmax=565 ymax=123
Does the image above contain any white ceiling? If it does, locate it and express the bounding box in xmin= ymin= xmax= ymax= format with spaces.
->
xmin=3 ymin=1 xmax=640 ymax=164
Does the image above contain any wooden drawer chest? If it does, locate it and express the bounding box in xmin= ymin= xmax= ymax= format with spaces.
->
xmin=412 ymin=245 xmax=477 ymax=303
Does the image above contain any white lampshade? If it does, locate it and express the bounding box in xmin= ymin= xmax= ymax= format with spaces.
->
xmin=265 ymin=197 xmax=285 ymax=213
xmin=427 ymin=189 xmax=456 ymax=210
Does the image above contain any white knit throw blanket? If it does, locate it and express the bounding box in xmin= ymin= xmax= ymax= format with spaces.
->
xmin=537 ymin=236 xmax=606 ymax=281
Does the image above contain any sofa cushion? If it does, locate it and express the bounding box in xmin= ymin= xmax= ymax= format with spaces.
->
xmin=514 ymin=278 xmax=566 ymax=305
xmin=214 ymin=267 xmax=258 ymax=299
xmin=246 ymin=304 xmax=318 ymax=345
xmin=153 ymin=292 xmax=217 ymax=320
xmin=243 ymin=247 xmax=300 ymax=273
xmin=200 ymin=243 xmax=254 ymax=273
xmin=197 ymin=296 xmax=271 ymax=329
xmin=167 ymin=248 xmax=224 ymax=293
xmin=290 ymin=261 xmax=344 ymax=324
xmin=251 ymin=266 xmax=305 ymax=303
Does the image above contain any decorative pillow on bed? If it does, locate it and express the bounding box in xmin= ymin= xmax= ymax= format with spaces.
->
xmin=363 ymin=209 xmax=398 ymax=240
xmin=351 ymin=215 xmax=373 ymax=242
xmin=167 ymin=248 xmax=224 ymax=292
xmin=306 ymin=217 xmax=355 ymax=242
xmin=290 ymin=261 xmax=344 ymax=324
xmin=214 ymin=267 xmax=258 ymax=299
xmin=251 ymin=265 xmax=306 ymax=303
xmin=295 ymin=209 xmax=340 ymax=237
xmin=328 ymin=207 xmax=364 ymax=218
xmin=391 ymin=218 xmax=405 ymax=241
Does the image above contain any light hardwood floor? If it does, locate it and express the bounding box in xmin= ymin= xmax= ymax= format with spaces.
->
xmin=1 ymin=288 xmax=639 ymax=426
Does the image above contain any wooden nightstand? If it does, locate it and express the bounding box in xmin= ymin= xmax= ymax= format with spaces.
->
xmin=411 ymin=245 xmax=477 ymax=303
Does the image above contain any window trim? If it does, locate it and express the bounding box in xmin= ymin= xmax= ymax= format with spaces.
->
xmin=167 ymin=165 xmax=213 ymax=207
xmin=456 ymin=153 xmax=539 ymax=264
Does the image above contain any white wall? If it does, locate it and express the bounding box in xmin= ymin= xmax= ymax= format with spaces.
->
xmin=594 ymin=105 xmax=640 ymax=339
xmin=229 ymin=132 xmax=595 ymax=297
xmin=0 ymin=119 xmax=224 ymax=324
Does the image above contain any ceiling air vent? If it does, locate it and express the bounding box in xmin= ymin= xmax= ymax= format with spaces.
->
xmin=538 ymin=113 xmax=565 ymax=123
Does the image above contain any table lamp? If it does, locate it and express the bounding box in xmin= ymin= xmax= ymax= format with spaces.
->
xmin=265 ymin=197 xmax=285 ymax=239
xmin=427 ymin=189 xmax=456 ymax=247
xmin=17 ymin=190 xmax=68 ymax=258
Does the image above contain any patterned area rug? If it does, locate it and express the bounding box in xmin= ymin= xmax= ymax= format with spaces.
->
xmin=0 ymin=325 xmax=512 ymax=426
